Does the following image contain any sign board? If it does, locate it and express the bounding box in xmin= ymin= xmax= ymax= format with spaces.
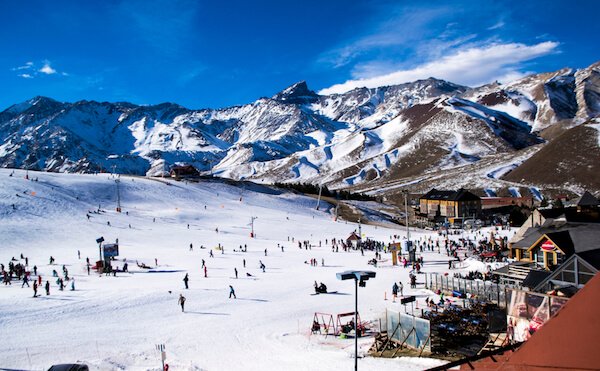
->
xmin=103 ymin=243 xmax=119 ymax=258
xmin=401 ymin=295 xmax=416 ymax=304
xmin=541 ymin=240 xmax=555 ymax=251
xmin=403 ymin=240 xmax=413 ymax=253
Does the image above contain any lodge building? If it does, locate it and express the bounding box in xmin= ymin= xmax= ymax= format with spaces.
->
xmin=418 ymin=188 xmax=481 ymax=222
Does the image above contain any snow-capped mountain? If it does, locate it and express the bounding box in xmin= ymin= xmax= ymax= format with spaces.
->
xmin=0 ymin=61 xmax=598 ymax=197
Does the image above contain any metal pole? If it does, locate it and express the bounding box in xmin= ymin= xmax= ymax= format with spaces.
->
xmin=355 ymin=278 xmax=358 ymax=371
xmin=98 ymin=242 xmax=103 ymax=268
xmin=116 ymin=178 xmax=121 ymax=212
xmin=316 ymin=184 xmax=322 ymax=210
xmin=404 ymin=191 xmax=410 ymax=240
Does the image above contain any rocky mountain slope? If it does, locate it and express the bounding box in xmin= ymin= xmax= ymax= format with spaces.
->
xmin=0 ymin=62 xmax=598 ymax=198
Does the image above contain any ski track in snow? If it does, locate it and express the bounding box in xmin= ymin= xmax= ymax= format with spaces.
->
xmin=0 ymin=169 xmax=515 ymax=371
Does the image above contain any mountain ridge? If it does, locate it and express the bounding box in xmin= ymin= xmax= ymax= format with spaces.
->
xmin=1 ymin=61 xmax=599 ymax=198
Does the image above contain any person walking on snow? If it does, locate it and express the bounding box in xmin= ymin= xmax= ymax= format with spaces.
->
xmin=178 ymin=294 xmax=186 ymax=312
xmin=45 ymin=280 xmax=50 ymax=295
xmin=22 ymin=275 xmax=29 ymax=288
xmin=183 ymin=273 xmax=189 ymax=289
xmin=71 ymin=278 xmax=75 ymax=291
xmin=229 ymin=285 xmax=236 ymax=299
xmin=399 ymin=282 xmax=404 ymax=297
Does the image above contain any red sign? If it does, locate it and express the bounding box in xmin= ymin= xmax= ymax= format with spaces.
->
xmin=541 ymin=240 xmax=555 ymax=251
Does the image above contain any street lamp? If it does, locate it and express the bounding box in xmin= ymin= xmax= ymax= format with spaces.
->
xmin=336 ymin=270 xmax=376 ymax=371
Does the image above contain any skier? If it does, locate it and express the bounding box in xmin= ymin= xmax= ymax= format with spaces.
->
xmin=33 ymin=281 xmax=38 ymax=297
xmin=229 ymin=285 xmax=236 ymax=299
xmin=78 ymin=250 xmax=81 ymax=259
xmin=178 ymin=294 xmax=186 ymax=312
xmin=243 ymin=259 xmax=246 ymax=268
xmin=33 ymin=265 xmax=37 ymax=275
xmin=209 ymin=250 xmax=214 ymax=258
xmin=189 ymin=243 xmax=193 ymax=251
xmin=71 ymin=278 xmax=75 ymax=291
xmin=45 ymin=280 xmax=50 ymax=295
xmin=201 ymin=259 xmax=205 ymax=268
xmin=264 ymin=248 xmax=267 ymax=256
xmin=234 ymin=268 xmax=238 ymax=279
xmin=259 ymin=261 xmax=265 ymax=273
xmin=204 ymin=266 xmax=207 ymax=278
xmin=183 ymin=273 xmax=189 ymax=289
xmin=22 ymin=275 xmax=29 ymax=288
xmin=59 ymin=278 xmax=65 ymax=291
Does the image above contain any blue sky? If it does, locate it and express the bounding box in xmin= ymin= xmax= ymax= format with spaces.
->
xmin=1 ymin=0 xmax=598 ymax=110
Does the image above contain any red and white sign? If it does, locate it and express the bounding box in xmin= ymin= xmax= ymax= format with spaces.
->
xmin=541 ymin=240 xmax=555 ymax=251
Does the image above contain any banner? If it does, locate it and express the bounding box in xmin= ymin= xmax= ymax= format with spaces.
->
xmin=103 ymin=243 xmax=119 ymax=258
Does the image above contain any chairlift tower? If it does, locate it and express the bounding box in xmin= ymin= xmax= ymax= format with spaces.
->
xmin=115 ymin=178 xmax=121 ymax=212
xmin=316 ymin=184 xmax=323 ymax=210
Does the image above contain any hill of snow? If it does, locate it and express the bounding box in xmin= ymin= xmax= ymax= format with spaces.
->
xmin=0 ymin=169 xmax=516 ymax=370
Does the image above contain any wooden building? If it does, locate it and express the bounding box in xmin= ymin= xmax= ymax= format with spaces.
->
xmin=418 ymin=188 xmax=481 ymax=222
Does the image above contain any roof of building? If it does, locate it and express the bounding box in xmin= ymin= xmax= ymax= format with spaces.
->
xmin=521 ymin=269 xmax=551 ymax=289
xmin=576 ymin=191 xmax=599 ymax=207
xmin=420 ymin=188 xmax=480 ymax=202
xmin=512 ymin=221 xmax=600 ymax=254
xmin=460 ymin=272 xmax=600 ymax=370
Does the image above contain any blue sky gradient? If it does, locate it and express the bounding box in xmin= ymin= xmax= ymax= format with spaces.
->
xmin=1 ymin=0 xmax=598 ymax=109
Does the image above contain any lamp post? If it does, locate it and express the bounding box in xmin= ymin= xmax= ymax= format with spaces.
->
xmin=336 ymin=270 xmax=376 ymax=371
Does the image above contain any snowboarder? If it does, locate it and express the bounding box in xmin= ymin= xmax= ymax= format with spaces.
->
xmin=183 ymin=273 xmax=189 ymax=289
xmin=229 ymin=285 xmax=236 ymax=299
xmin=45 ymin=280 xmax=50 ymax=295
xmin=178 ymin=294 xmax=186 ymax=312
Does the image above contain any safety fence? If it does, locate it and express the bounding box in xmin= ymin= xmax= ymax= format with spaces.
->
xmin=384 ymin=309 xmax=431 ymax=353
xmin=427 ymin=273 xmax=512 ymax=308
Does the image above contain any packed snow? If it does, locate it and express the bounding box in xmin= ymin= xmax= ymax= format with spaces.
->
xmin=0 ymin=169 xmax=514 ymax=370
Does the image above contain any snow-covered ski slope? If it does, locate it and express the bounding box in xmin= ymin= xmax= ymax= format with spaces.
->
xmin=0 ymin=169 xmax=510 ymax=370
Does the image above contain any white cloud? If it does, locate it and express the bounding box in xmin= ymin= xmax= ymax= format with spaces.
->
xmin=487 ymin=21 xmax=505 ymax=30
xmin=39 ymin=61 xmax=57 ymax=75
xmin=319 ymin=41 xmax=559 ymax=95
xmin=13 ymin=62 xmax=34 ymax=71
xmin=18 ymin=73 xmax=34 ymax=79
